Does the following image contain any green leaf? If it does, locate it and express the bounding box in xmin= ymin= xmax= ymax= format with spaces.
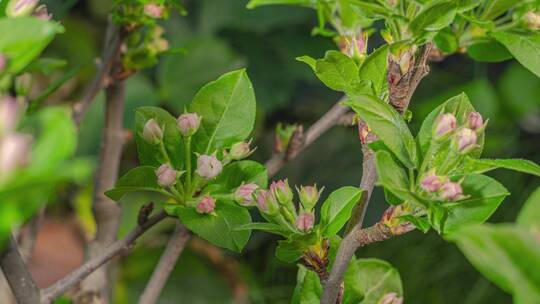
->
xmin=461 ymin=158 xmax=540 ymax=178
xmin=410 ymin=1 xmax=457 ymax=35
xmin=491 ymin=31 xmax=540 ymax=78
xmin=205 ymin=160 xmax=267 ymax=194
xmin=105 ymin=166 xmax=170 ymax=201
xmin=190 ymin=69 xmax=256 ymax=153
xmin=166 ymin=201 xmax=251 ymax=252
xmin=320 ymin=186 xmax=363 ymax=236
xmin=479 ymin=0 xmax=517 ymax=20
xmin=292 ymin=265 xmax=322 ymax=304
xmin=358 ymin=45 xmax=389 ymax=98
xmin=448 ymin=224 xmax=540 ymax=303
xmin=234 ymin=222 xmax=291 ymax=237
xmin=345 ymin=95 xmax=417 ymax=168
xmin=247 ymin=0 xmax=317 ymax=9
xmin=25 ymin=58 xmax=67 ymax=74
xmin=400 ymin=214 xmax=431 ymax=233
xmin=275 ymin=233 xmax=318 ymax=263
xmin=0 ymin=17 xmax=63 ymax=74
xmin=434 ymin=28 xmax=459 ymax=54
xmin=517 ymin=187 xmax=540 ymax=235
xmin=443 ymin=174 xmax=509 ymax=234
xmin=467 ymin=40 xmax=512 ymax=62
xmin=135 ymin=107 xmax=184 ymax=169
xmin=299 ymin=50 xmax=361 ymax=93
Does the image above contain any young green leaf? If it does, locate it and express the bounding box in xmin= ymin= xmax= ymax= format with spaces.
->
xmin=443 ymin=174 xmax=509 ymax=234
xmin=517 ymin=187 xmax=540 ymax=234
xmin=448 ymin=224 xmax=540 ymax=303
xmin=467 ymin=39 xmax=513 ymax=62
xmin=135 ymin=107 xmax=184 ymax=169
xmin=409 ymin=1 xmax=457 ymax=35
xmin=247 ymin=0 xmax=317 ymax=9
xmin=234 ymin=222 xmax=291 ymax=237
xmin=491 ymin=31 xmax=540 ymax=78
xmin=190 ymin=69 xmax=256 ymax=154
xmin=319 ymin=186 xmax=362 ymax=236
xmin=461 ymin=158 xmax=540 ymax=178
xmin=205 ymin=160 xmax=267 ymax=194
xmin=165 ymin=200 xmax=251 ymax=252
xmin=346 ymin=94 xmax=418 ymax=168
xmin=275 ymin=232 xmax=318 ymax=263
xmin=105 ymin=166 xmax=171 ymax=201
xmin=292 ymin=265 xmax=322 ymax=304
xmin=358 ymin=45 xmax=389 ymax=98
xmin=479 ymin=0 xmax=517 ymax=20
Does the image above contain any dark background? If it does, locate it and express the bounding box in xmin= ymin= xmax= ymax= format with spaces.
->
xmin=28 ymin=0 xmax=540 ymax=303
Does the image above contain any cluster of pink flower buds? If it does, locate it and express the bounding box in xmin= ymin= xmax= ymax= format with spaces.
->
xmin=142 ymin=119 xmax=163 ymax=145
xmin=177 ymin=112 xmax=200 ymax=137
xmin=6 ymin=0 xmax=50 ymax=19
xmin=155 ymin=164 xmax=177 ymax=187
xmin=196 ymin=195 xmax=216 ymax=214
xmin=0 ymin=96 xmax=31 ymax=182
xmin=380 ymin=292 xmax=403 ymax=304
xmin=144 ymin=3 xmax=164 ymax=19
xmin=196 ymin=154 xmax=222 ymax=179
xmin=420 ymin=173 xmax=464 ymax=201
xmin=234 ymin=183 xmax=258 ymax=206
xmin=433 ymin=111 xmax=485 ymax=154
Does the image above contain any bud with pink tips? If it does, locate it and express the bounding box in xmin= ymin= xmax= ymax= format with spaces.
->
xmin=420 ymin=173 xmax=442 ymax=193
xmin=295 ymin=212 xmax=315 ymax=232
xmin=270 ymin=179 xmax=294 ymax=205
xmin=0 ymin=134 xmax=32 ymax=182
xmin=467 ymin=112 xmax=484 ymax=131
xmin=234 ymin=183 xmax=258 ymax=206
xmin=33 ymin=4 xmax=51 ymax=20
xmin=142 ymin=119 xmax=163 ymax=145
xmin=0 ymin=54 xmax=6 ymax=73
xmin=433 ymin=113 xmax=457 ymax=139
xmin=155 ymin=164 xmax=177 ymax=187
xmin=440 ymin=181 xmax=464 ymax=201
xmin=297 ymin=185 xmax=323 ymax=211
xmin=379 ymin=292 xmax=403 ymax=304
xmin=6 ymin=0 xmax=39 ymax=17
xmin=229 ymin=140 xmax=254 ymax=160
xmin=255 ymin=190 xmax=279 ymax=215
xmin=455 ymin=128 xmax=477 ymax=154
xmin=144 ymin=3 xmax=164 ymax=19
xmin=177 ymin=112 xmax=200 ymax=137
xmin=196 ymin=195 xmax=216 ymax=214
xmin=0 ymin=96 xmax=19 ymax=135
xmin=196 ymin=154 xmax=222 ymax=179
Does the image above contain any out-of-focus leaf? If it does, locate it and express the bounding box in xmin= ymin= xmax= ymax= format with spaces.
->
xmin=461 ymin=158 xmax=540 ymax=178
xmin=467 ymin=39 xmax=512 ymax=62
xmin=491 ymin=31 xmax=540 ymax=78
xmin=410 ymin=1 xmax=457 ymax=34
xmin=517 ymin=187 xmax=540 ymax=235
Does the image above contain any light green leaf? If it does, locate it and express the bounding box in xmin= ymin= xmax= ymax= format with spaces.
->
xmin=247 ymin=0 xmax=317 ymax=9
xmin=480 ymin=0 xmax=517 ymax=20
xmin=299 ymin=50 xmax=361 ymax=93
xmin=410 ymin=1 xmax=457 ymax=34
xmin=234 ymin=222 xmax=291 ymax=237
xmin=448 ymin=224 xmax=540 ymax=303
xmin=444 ymin=174 xmax=509 ymax=234
xmin=358 ymin=45 xmax=389 ymax=98
xmin=275 ymin=233 xmax=318 ymax=263
xmin=190 ymin=69 xmax=256 ymax=153
xmin=320 ymin=186 xmax=362 ymax=236
xmin=135 ymin=107 xmax=184 ymax=169
xmin=517 ymin=187 xmax=540 ymax=235
xmin=346 ymin=95 xmax=417 ymax=168
xmin=166 ymin=201 xmax=251 ymax=252
xmin=105 ymin=166 xmax=170 ymax=201
xmin=0 ymin=17 xmax=63 ymax=74
xmin=491 ymin=31 xmax=540 ymax=78
xmin=345 ymin=258 xmax=403 ymax=304
xmin=461 ymin=158 xmax=540 ymax=178
xmin=292 ymin=265 xmax=322 ymax=304
xmin=467 ymin=39 xmax=512 ymax=62
xmin=205 ymin=160 xmax=267 ymax=194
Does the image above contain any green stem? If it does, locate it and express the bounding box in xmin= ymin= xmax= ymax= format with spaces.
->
xmin=184 ymin=136 xmax=192 ymax=196
xmin=159 ymin=141 xmax=171 ymax=165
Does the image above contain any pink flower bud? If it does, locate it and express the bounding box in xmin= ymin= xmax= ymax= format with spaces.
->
xmin=6 ymin=0 xmax=39 ymax=17
xmin=434 ymin=113 xmax=457 ymax=138
xmin=32 ymin=4 xmax=51 ymax=20
xmin=380 ymin=292 xmax=403 ymax=304
xmin=0 ymin=54 xmax=6 ymax=73
xmin=155 ymin=164 xmax=177 ymax=187
xmin=255 ymin=190 xmax=279 ymax=215
xmin=421 ymin=174 xmax=442 ymax=193
xmin=142 ymin=119 xmax=163 ymax=145
xmin=229 ymin=141 xmax=253 ymax=160
xmin=0 ymin=134 xmax=31 ymax=179
xmin=270 ymin=179 xmax=293 ymax=205
xmin=525 ymin=11 xmax=540 ymax=30
xmin=456 ymin=128 xmax=477 ymax=153
xmin=234 ymin=183 xmax=258 ymax=206
xmin=295 ymin=212 xmax=315 ymax=232
xmin=177 ymin=113 xmax=200 ymax=137
xmin=144 ymin=3 xmax=164 ymax=19
xmin=196 ymin=154 xmax=222 ymax=179
xmin=196 ymin=195 xmax=216 ymax=214
xmin=297 ymin=185 xmax=322 ymax=211
xmin=0 ymin=96 xmax=19 ymax=135
xmin=440 ymin=182 xmax=463 ymax=201
xmin=467 ymin=112 xmax=483 ymax=131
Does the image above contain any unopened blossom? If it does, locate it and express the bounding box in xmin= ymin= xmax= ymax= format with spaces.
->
xmin=196 ymin=195 xmax=216 ymax=214
xmin=434 ymin=113 xmax=457 ymax=138
xmin=0 ymin=96 xmax=19 ymax=134
xmin=0 ymin=134 xmax=31 ymax=178
xmin=32 ymin=4 xmax=51 ymax=20
xmin=270 ymin=179 xmax=293 ymax=205
xmin=297 ymin=185 xmax=323 ymax=211
xmin=380 ymin=292 xmax=403 ymax=304
xmin=295 ymin=212 xmax=315 ymax=232
xmin=155 ymin=164 xmax=177 ymax=187
xmin=177 ymin=112 xmax=200 ymax=137
xmin=468 ymin=112 xmax=484 ymax=131
xmin=256 ymin=190 xmax=279 ymax=215
xmin=144 ymin=3 xmax=163 ymax=19
xmin=456 ymin=128 xmax=477 ymax=153
xmin=440 ymin=182 xmax=463 ymax=201
xmin=196 ymin=154 xmax=222 ymax=179
xmin=229 ymin=140 xmax=253 ymax=160
xmin=6 ymin=0 xmax=39 ymax=17
xmin=234 ymin=183 xmax=258 ymax=206
xmin=142 ymin=119 xmax=163 ymax=145
xmin=421 ymin=174 xmax=442 ymax=193
xmin=525 ymin=11 xmax=540 ymax=30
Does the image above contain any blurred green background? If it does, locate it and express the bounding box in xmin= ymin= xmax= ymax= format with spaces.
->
xmin=34 ymin=0 xmax=540 ymax=303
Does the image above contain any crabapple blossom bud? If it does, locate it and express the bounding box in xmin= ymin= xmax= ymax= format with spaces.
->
xmin=196 ymin=154 xmax=222 ymax=179
xmin=380 ymin=292 xmax=403 ymax=304
xmin=440 ymin=182 xmax=463 ymax=201
xmin=421 ymin=174 xmax=442 ymax=193
xmin=434 ymin=113 xmax=457 ymax=139
xmin=255 ymin=190 xmax=279 ymax=215
xmin=32 ymin=4 xmax=51 ymax=20
xmin=295 ymin=212 xmax=315 ymax=232
xmin=0 ymin=134 xmax=31 ymax=178
xmin=525 ymin=11 xmax=540 ymax=30
xmin=177 ymin=112 xmax=200 ymax=137
xmin=456 ymin=128 xmax=477 ymax=153
xmin=0 ymin=96 xmax=19 ymax=135
xmin=297 ymin=185 xmax=322 ymax=211
xmin=234 ymin=183 xmax=258 ymax=206
xmin=270 ymin=179 xmax=293 ymax=205
xmin=196 ymin=195 xmax=216 ymax=214
xmin=0 ymin=54 xmax=6 ymax=73
xmin=229 ymin=141 xmax=252 ymax=160
xmin=155 ymin=164 xmax=177 ymax=187
xmin=467 ymin=111 xmax=483 ymax=131
xmin=142 ymin=119 xmax=163 ymax=145
xmin=144 ymin=3 xmax=163 ymax=19
xmin=6 ymin=0 xmax=39 ymax=17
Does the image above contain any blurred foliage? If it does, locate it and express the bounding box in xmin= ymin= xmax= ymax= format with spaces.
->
xmin=31 ymin=0 xmax=540 ymax=303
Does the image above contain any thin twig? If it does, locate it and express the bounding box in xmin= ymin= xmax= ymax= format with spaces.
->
xmin=138 ymin=223 xmax=191 ymax=304
xmin=41 ymin=210 xmax=168 ymax=304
